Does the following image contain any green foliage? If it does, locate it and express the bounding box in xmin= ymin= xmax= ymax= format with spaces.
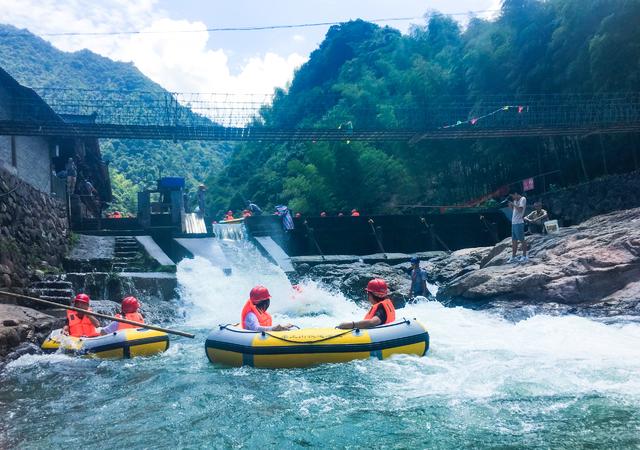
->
xmin=206 ymin=1 xmax=640 ymax=215
xmin=0 ymin=24 xmax=228 ymax=214
xmin=69 ymin=232 xmax=80 ymax=249
xmin=2 ymin=1 xmax=639 ymax=218
xmin=107 ymin=166 xmax=138 ymax=214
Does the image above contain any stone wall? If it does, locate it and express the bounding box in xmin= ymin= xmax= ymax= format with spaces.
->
xmin=537 ymin=170 xmax=640 ymax=226
xmin=0 ymin=165 xmax=68 ymax=290
xmin=0 ymin=134 xmax=52 ymax=193
xmin=0 ymin=84 xmax=53 ymax=193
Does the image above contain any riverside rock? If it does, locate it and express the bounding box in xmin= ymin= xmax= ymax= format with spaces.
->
xmin=440 ymin=207 xmax=640 ymax=306
xmin=0 ymin=304 xmax=64 ymax=359
xmin=307 ymin=262 xmax=413 ymax=305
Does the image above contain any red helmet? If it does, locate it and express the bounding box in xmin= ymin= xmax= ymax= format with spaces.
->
xmin=227 ymin=210 xmax=233 ymax=214
xmin=121 ymin=296 xmax=140 ymax=313
xmin=74 ymin=293 xmax=90 ymax=304
xmin=249 ymin=285 xmax=271 ymax=304
xmin=365 ymin=279 xmax=388 ymax=298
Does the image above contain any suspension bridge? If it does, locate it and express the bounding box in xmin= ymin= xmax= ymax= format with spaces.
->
xmin=1 ymin=87 xmax=639 ymax=142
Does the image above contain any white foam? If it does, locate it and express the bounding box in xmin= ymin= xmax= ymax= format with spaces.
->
xmin=177 ymin=239 xmax=640 ymax=399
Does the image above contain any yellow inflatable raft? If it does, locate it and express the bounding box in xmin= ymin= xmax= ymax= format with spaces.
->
xmin=205 ymin=319 xmax=429 ymax=368
xmin=41 ymin=328 xmax=169 ymax=359
xmin=219 ymin=217 xmax=245 ymax=224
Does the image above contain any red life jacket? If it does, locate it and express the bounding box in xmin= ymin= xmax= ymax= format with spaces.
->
xmin=225 ymin=214 xmax=234 ymax=221
xmin=66 ymin=309 xmax=100 ymax=337
xmin=116 ymin=312 xmax=144 ymax=330
xmin=240 ymin=300 xmax=272 ymax=329
xmin=364 ymin=299 xmax=396 ymax=325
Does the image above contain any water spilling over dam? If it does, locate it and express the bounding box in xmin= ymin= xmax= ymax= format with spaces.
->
xmin=2 ymin=235 xmax=640 ymax=448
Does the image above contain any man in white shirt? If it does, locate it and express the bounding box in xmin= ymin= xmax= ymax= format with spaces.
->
xmin=508 ymin=190 xmax=528 ymax=263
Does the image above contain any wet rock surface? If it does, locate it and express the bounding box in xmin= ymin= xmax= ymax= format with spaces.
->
xmin=67 ymin=235 xmax=115 ymax=260
xmin=305 ymin=261 xmax=435 ymax=307
xmin=440 ymin=207 xmax=640 ymax=307
xmin=0 ymin=304 xmax=64 ymax=362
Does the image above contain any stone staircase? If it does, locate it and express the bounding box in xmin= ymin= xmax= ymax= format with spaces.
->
xmin=28 ymin=278 xmax=74 ymax=317
xmin=112 ymin=237 xmax=144 ymax=272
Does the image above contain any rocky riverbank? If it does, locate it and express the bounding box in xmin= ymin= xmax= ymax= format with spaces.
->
xmin=439 ymin=207 xmax=640 ymax=310
xmin=299 ymin=207 xmax=640 ymax=316
xmin=0 ymin=304 xmax=64 ymax=365
xmin=0 ymin=233 xmax=182 ymax=362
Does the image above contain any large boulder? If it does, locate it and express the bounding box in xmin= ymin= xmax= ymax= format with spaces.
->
xmin=306 ymin=262 xmax=412 ymax=305
xmin=440 ymin=207 xmax=640 ymax=305
xmin=0 ymin=304 xmax=64 ymax=359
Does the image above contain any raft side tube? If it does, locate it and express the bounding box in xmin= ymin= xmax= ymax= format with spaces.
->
xmin=205 ymin=319 xmax=429 ymax=368
xmin=41 ymin=328 xmax=169 ymax=359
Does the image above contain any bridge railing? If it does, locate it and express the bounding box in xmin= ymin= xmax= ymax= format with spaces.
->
xmin=2 ymin=87 xmax=640 ymax=140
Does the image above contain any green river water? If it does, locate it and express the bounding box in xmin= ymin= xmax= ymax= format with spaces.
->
xmin=1 ymin=241 xmax=640 ymax=449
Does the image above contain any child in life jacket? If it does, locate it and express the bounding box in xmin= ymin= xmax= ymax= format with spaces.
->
xmin=101 ymin=296 xmax=145 ymax=334
xmin=337 ymin=278 xmax=396 ymax=329
xmin=63 ymin=293 xmax=101 ymax=337
xmin=240 ymin=286 xmax=293 ymax=332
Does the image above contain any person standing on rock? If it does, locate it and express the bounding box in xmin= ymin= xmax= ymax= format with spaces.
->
xmin=337 ymin=279 xmax=396 ymax=329
xmin=63 ymin=293 xmax=100 ymax=337
xmin=408 ymin=256 xmax=428 ymax=299
xmin=508 ymin=190 xmax=528 ymax=263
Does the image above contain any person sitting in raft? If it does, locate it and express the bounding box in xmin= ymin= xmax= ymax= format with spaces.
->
xmin=224 ymin=210 xmax=234 ymax=221
xmin=241 ymin=286 xmax=293 ymax=332
xmin=101 ymin=296 xmax=145 ymax=335
xmin=337 ymin=278 xmax=396 ymax=329
xmin=63 ymin=293 xmax=100 ymax=337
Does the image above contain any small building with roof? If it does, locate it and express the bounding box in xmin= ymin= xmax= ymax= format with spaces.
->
xmin=0 ymin=66 xmax=111 ymax=208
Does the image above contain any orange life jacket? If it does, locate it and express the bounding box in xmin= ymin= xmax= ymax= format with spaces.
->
xmin=116 ymin=312 xmax=144 ymax=330
xmin=364 ymin=299 xmax=396 ymax=324
xmin=66 ymin=309 xmax=100 ymax=337
xmin=224 ymin=214 xmax=234 ymax=221
xmin=240 ymin=300 xmax=273 ymax=329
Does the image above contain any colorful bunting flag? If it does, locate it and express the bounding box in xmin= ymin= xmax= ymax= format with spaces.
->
xmin=522 ymin=177 xmax=535 ymax=191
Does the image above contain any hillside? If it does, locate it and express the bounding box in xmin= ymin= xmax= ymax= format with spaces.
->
xmin=0 ymin=23 xmax=229 ymax=212
xmin=206 ymin=0 xmax=640 ymax=216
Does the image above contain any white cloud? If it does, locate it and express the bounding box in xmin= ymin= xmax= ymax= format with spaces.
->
xmin=292 ymin=34 xmax=306 ymax=42
xmin=0 ymin=0 xmax=306 ymax=100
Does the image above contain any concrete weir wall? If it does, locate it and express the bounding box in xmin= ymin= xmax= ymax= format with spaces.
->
xmin=245 ymin=211 xmax=511 ymax=258
xmin=0 ymin=166 xmax=68 ymax=289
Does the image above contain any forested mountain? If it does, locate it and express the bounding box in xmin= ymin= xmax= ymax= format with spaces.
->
xmin=206 ymin=0 xmax=640 ymax=216
xmin=0 ymin=24 xmax=228 ymax=212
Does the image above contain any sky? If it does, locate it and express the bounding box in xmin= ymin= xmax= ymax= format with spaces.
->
xmin=0 ymin=0 xmax=501 ymax=95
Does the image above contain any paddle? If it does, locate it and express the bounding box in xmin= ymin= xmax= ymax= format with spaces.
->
xmin=0 ymin=290 xmax=195 ymax=338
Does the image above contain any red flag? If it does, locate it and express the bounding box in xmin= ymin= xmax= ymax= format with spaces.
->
xmin=522 ymin=177 xmax=535 ymax=191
